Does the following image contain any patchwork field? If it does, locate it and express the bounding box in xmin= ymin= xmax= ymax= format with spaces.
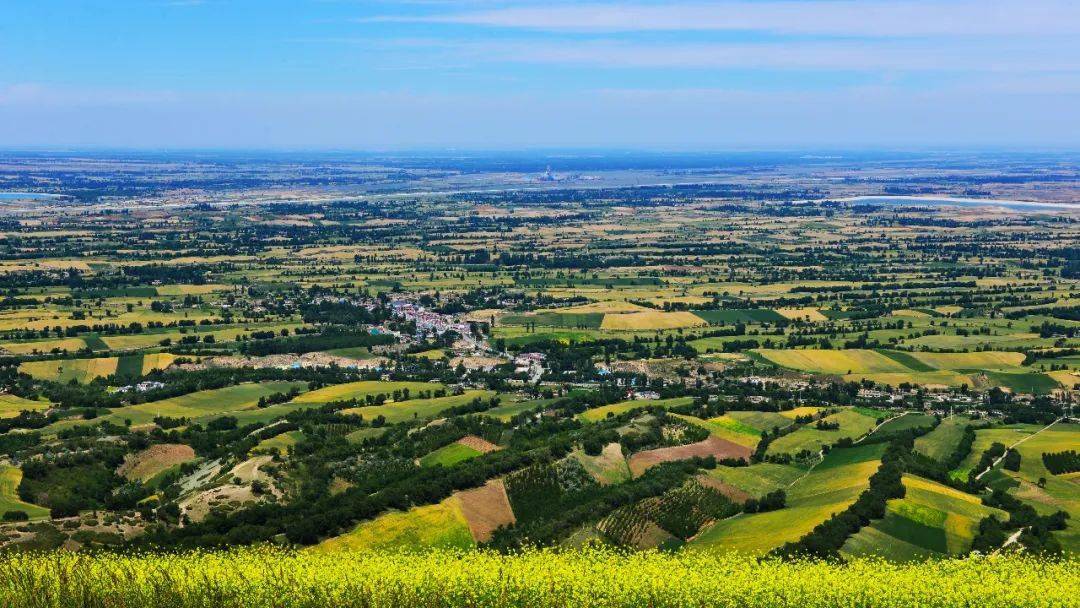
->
xmin=19 ymin=353 xmax=178 ymax=383
xmin=842 ymin=474 xmax=1007 ymax=560
xmin=692 ymin=443 xmax=886 ymax=554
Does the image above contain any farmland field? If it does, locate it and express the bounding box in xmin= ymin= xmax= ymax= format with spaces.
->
xmin=314 ymin=497 xmax=475 ymax=551
xmin=692 ymin=444 xmax=885 ymax=553
xmin=0 ymin=150 xmax=1076 ymax=572
xmin=842 ymin=474 xmax=1008 ymax=559
xmin=0 ymin=394 xmax=50 ymax=418
xmin=341 ymin=390 xmax=494 ymax=424
xmin=766 ymin=409 xmax=880 ymax=456
xmin=0 ymin=466 xmax=49 ymax=519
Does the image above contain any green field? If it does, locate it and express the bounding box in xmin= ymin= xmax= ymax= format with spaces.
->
xmin=766 ymin=409 xmax=879 ymax=456
xmin=691 ymin=309 xmax=787 ymax=324
xmin=692 ymin=443 xmax=886 ymax=554
xmin=0 ymin=394 xmax=51 ymax=419
xmin=419 ymin=442 xmax=483 ymax=468
xmin=342 ymin=390 xmax=495 ymax=424
xmin=914 ymin=416 xmax=967 ymax=461
xmin=842 ymin=474 xmax=1007 ymax=560
xmin=292 ymin=381 xmax=443 ymax=405
xmin=53 ymin=381 xmax=308 ymax=429
xmin=577 ymin=397 xmax=693 ymax=422
xmin=0 ymin=465 xmax=49 ymax=519
xmin=254 ymin=431 xmax=303 ymax=454
xmin=703 ymin=462 xmax=805 ymax=498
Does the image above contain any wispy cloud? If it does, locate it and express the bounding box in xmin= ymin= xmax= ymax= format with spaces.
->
xmin=364 ymin=0 xmax=1080 ymax=37
xmin=375 ymin=38 xmax=1079 ymax=73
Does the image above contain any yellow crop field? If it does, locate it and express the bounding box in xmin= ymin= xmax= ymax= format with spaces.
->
xmin=600 ymin=311 xmax=706 ymax=330
xmin=0 ymin=549 xmax=1071 ymax=607
xmin=891 ymin=309 xmax=932 ymax=318
xmin=846 ymin=371 xmax=973 ymax=388
xmin=547 ymin=301 xmax=649 ymax=314
xmin=314 ymin=497 xmax=474 ymax=551
xmin=775 ymin=307 xmax=828 ymax=322
xmin=0 ymin=394 xmax=51 ymax=419
xmin=141 ymin=353 xmax=179 ymax=374
xmin=292 ymin=380 xmax=442 ymax=405
xmin=910 ymin=351 xmax=1026 ymax=370
xmin=1 ymin=337 xmax=87 ymax=355
xmin=755 ymin=349 xmax=909 ymax=375
xmin=19 ymin=357 xmax=118 ymax=383
xmin=1048 ymin=369 xmax=1080 ymax=388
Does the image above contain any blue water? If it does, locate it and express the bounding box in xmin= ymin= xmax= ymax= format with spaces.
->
xmin=845 ymin=195 xmax=1071 ymax=211
xmin=0 ymin=192 xmax=62 ymax=200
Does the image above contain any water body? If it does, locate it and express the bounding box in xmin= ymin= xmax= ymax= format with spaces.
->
xmin=0 ymin=192 xmax=63 ymax=201
xmin=841 ymin=195 xmax=1075 ymax=211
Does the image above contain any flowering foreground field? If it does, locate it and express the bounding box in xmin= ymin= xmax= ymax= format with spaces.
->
xmin=0 ymin=548 xmax=1075 ymax=608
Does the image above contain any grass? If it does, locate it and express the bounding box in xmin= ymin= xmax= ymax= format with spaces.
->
xmin=571 ymin=443 xmax=631 ymax=485
xmin=0 ymin=394 xmax=50 ymax=419
xmin=842 ymin=474 xmax=1007 ymax=559
xmin=692 ymin=443 xmax=885 ymax=554
xmin=915 ymin=416 xmax=973 ymax=462
xmin=254 ymin=431 xmax=303 ymax=454
xmin=314 ymin=497 xmax=475 ymax=551
xmin=0 ymin=465 xmax=49 ymax=519
xmin=702 ymin=462 xmax=804 ymax=497
xmin=577 ymin=397 xmax=693 ymax=422
xmin=419 ymin=443 xmax=483 ymax=468
xmin=57 ymin=381 xmax=308 ymax=429
xmin=292 ymin=381 xmax=443 ymax=405
xmin=766 ymin=409 xmax=879 ymax=456
xmin=0 ymin=549 xmax=1071 ymax=608
xmin=341 ymin=390 xmax=495 ymax=424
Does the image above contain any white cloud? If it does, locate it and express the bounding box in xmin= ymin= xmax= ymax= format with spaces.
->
xmin=383 ymin=38 xmax=1079 ymax=73
xmin=366 ymin=0 xmax=1080 ymax=37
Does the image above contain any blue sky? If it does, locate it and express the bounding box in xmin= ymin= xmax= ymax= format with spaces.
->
xmin=1 ymin=0 xmax=1077 ymax=149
